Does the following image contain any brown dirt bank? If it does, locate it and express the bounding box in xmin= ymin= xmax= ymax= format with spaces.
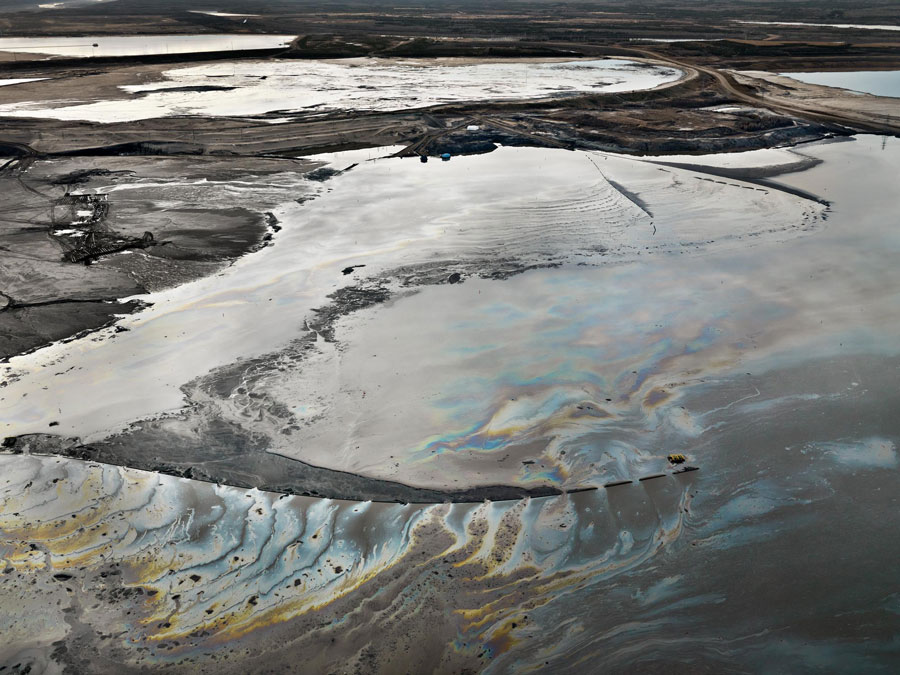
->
xmin=732 ymin=70 xmax=900 ymax=130
xmin=642 ymin=39 xmax=900 ymax=72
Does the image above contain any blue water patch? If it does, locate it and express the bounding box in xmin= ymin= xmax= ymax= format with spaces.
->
xmin=781 ymin=70 xmax=900 ymax=98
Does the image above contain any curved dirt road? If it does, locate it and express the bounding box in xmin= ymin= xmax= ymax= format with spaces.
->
xmin=625 ymin=47 xmax=900 ymax=135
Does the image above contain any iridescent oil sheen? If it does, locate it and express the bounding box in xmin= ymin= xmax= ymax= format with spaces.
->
xmin=2 ymin=136 xmax=900 ymax=672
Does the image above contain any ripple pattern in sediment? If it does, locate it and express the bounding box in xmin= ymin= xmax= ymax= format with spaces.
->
xmin=0 ymin=453 xmax=694 ymax=673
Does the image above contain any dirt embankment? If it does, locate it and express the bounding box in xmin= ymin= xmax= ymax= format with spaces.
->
xmin=731 ymin=70 xmax=900 ymax=129
xmin=644 ymin=39 xmax=900 ymax=72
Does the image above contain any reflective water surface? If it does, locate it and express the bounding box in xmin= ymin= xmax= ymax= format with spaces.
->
xmin=0 ymin=34 xmax=296 ymax=58
xmin=2 ymin=136 xmax=899 ymax=672
xmin=781 ymin=70 xmax=900 ymax=98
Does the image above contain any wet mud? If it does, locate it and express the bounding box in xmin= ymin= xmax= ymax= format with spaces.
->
xmin=0 ymin=155 xmax=320 ymax=359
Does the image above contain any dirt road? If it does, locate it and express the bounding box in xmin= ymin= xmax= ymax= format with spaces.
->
xmin=625 ymin=47 xmax=900 ymax=135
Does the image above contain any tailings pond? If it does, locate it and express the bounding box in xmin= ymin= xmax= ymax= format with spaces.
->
xmin=1 ymin=136 xmax=899 ymax=672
